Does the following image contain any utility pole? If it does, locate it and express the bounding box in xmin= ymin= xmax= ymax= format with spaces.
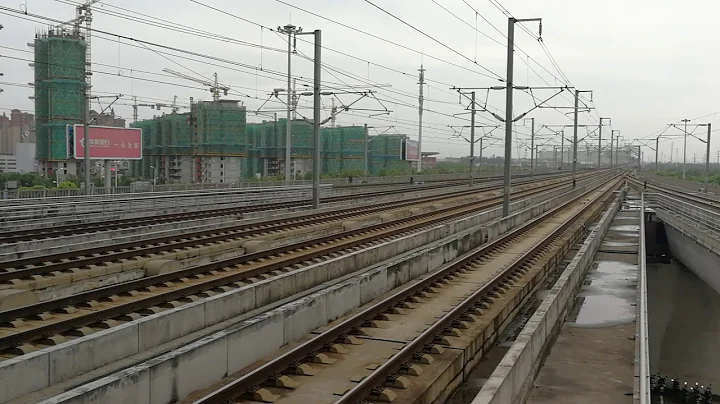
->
xmin=523 ymin=118 xmax=536 ymax=178
xmin=598 ymin=117 xmax=610 ymax=170
xmin=469 ymin=91 xmax=476 ymax=187
xmin=330 ymin=98 xmax=337 ymax=127
xmin=572 ymin=90 xmax=578 ymax=187
xmin=572 ymin=90 xmax=592 ymax=188
xmin=364 ymin=123 xmax=369 ymax=179
xmin=502 ymin=16 xmax=542 ymax=217
xmin=311 ymin=29 xmax=321 ymax=208
xmin=681 ymin=118 xmax=690 ymax=180
xmin=705 ymin=123 xmax=711 ymax=185
xmin=479 ymin=137 xmax=484 ymax=171
xmin=560 ymin=131 xmax=564 ymax=170
xmin=83 ymin=86 xmax=91 ymax=194
xmin=417 ymin=65 xmax=425 ymax=173
xmin=278 ymin=24 xmax=301 ymax=185
xmin=502 ymin=13 xmax=513 ymax=216
xmin=655 ymin=136 xmax=659 ymax=173
xmin=611 ymin=130 xmax=620 ymax=168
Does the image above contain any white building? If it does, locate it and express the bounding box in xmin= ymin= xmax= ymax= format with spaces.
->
xmin=15 ymin=143 xmax=36 ymax=173
xmin=0 ymin=154 xmax=17 ymax=172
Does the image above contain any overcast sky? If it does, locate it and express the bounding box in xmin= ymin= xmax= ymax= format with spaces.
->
xmin=1 ymin=0 xmax=719 ymax=162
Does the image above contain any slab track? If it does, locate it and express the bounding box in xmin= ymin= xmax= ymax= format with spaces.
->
xmin=186 ymin=175 xmax=624 ymax=404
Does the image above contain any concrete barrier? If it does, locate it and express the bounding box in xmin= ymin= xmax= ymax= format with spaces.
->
xmin=0 ymin=216 xmax=244 ymax=262
xmin=470 ymin=188 xmax=627 ymax=404
xmin=31 ymin=181 xmax=610 ymax=404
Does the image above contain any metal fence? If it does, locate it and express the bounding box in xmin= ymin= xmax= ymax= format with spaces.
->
xmin=0 ymin=185 xmax=333 ymax=226
xmin=1 ymin=168 xmax=558 ymax=200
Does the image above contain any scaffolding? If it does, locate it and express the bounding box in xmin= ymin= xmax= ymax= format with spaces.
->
xmin=132 ymin=110 xmax=407 ymax=180
xmin=369 ymin=134 xmax=409 ymax=175
xmin=195 ymin=101 xmax=247 ymax=156
xmin=322 ymin=126 xmax=365 ymax=173
xmin=34 ymin=31 xmax=86 ymax=161
xmin=159 ymin=113 xmax=192 ymax=156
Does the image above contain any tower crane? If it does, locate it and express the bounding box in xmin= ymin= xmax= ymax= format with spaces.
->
xmin=162 ymin=69 xmax=230 ymax=102
xmin=132 ymin=96 xmax=184 ymax=122
xmin=56 ymin=0 xmax=101 ymax=92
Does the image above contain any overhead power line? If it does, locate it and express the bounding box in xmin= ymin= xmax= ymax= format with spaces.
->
xmin=269 ymin=0 xmax=504 ymax=82
xmin=55 ymin=0 xmax=474 ymax=117
xmin=363 ymin=0 xmax=503 ymax=81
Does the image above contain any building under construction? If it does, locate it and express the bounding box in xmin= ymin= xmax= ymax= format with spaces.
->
xmin=130 ymin=100 xmax=247 ymax=183
xmin=246 ymin=119 xmax=367 ymax=179
xmin=33 ymin=29 xmax=86 ymax=177
xmin=129 ymin=103 xmax=416 ymax=183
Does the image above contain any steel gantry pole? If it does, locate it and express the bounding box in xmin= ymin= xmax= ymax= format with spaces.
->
xmin=469 ymin=91 xmax=476 ymax=187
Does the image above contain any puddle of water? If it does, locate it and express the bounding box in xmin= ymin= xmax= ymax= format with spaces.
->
xmin=567 ymin=261 xmax=638 ymax=327
xmin=601 ymin=240 xmax=638 ymax=248
xmin=610 ymin=224 xmax=640 ymax=232
xmin=570 ymin=295 xmax=636 ymax=327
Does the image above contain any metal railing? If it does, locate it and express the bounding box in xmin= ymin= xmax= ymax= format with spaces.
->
xmin=637 ymin=194 xmax=651 ymax=403
xmin=644 ymin=192 xmax=720 ymax=241
xmin=1 ymin=168 xmax=561 ymax=200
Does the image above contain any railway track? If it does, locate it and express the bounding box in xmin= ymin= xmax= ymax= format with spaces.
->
xmin=0 ymin=174 xmax=606 ymax=357
xmin=186 ymin=174 xmax=623 ymax=404
xmin=0 ymin=172 xmax=602 ymax=279
xmin=0 ymin=180 xmax=455 ymax=244
xmin=0 ymin=172 xmax=568 ymax=245
xmin=630 ymin=176 xmax=720 ymax=210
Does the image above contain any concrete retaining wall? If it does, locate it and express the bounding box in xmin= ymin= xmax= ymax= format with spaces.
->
xmin=470 ymin=188 xmax=626 ymax=404
xmin=29 ymin=182 xmax=609 ymax=404
xmin=0 ymin=178 xmax=528 ymax=261
xmin=0 ymin=216 xmax=244 ymax=262
xmin=662 ymin=220 xmax=720 ymax=295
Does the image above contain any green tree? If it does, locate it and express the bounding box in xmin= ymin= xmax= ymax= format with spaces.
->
xmin=58 ymin=180 xmax=78 ymax=189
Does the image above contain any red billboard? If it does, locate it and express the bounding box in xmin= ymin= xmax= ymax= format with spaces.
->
xmin=403 ymin=139 xmax=420 ymax=161
xmin=70 ymin=125 xmax=142 ymax=160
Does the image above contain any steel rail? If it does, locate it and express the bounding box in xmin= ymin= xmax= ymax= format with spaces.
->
xmin=0 ymin=170 xmax=600 ymax=244
xmin=0 ymin=183 xmax=492 ymax=272
xmin=0 ymin=173 xmax=595 ymax=276
xmin=0 ymin=179 xmax=583 ymax=352
xmin=0 ymin=181 xmax=456 ymax=243
xmin=629 ymin=177 xmax=720 ymax=210
xmin=190 ymin=175 xmax=623 ymax=404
